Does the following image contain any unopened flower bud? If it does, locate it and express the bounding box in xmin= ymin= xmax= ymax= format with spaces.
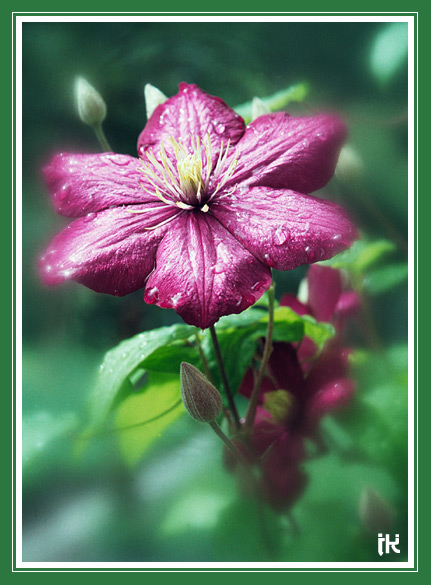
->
xmin=359 ymin=486 xmax=395 ymax=534
xmin=263 ymin=389 xmax=296 ymax=424
xmin=75 ymin=77 xmax=107 ymax=127
xmin=180 ymin=362 xmax=222 ymax=422
xmin=335 ymin=144 xmax=363 ymax=183
xmin=145 ymin=83 xmax=168 ymax=119
xmin=251 ymin=96 xmax=271 ymax=121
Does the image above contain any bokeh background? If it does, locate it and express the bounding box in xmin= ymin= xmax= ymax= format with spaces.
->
xmin=21 ymin=19 xmax=409 ymax=563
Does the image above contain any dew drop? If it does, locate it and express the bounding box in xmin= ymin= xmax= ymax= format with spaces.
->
xmin=106 ymin=154 xmax=129 ymax=166
xmin=83 ymin=212 xmax=97 ymax=223
xmin=274 ymin=226 xmax=290 ymax=246
xmin=214 ymin=122 xmax=225 ymax=134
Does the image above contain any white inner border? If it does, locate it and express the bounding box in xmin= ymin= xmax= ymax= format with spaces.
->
xmin=13 ymin=12 xmax=417 ymax=571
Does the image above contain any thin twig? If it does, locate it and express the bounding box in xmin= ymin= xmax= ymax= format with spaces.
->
xmin=244 ymin=282 xmax=275 ymax=430
xmin=209 ymin=325 xmax=241 ymax=429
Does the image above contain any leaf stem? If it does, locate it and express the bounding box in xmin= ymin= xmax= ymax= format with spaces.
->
xmin=244 ymin=282 xmax=275 ymax=430
xmin=209 ymin=325 xmax=241 ymax=429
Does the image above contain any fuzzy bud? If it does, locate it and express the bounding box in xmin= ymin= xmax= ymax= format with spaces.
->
xmin=180 ymin=362 xmax=222 ymax=423
xmin=335 ymin=144 xmax=363 ymax=183
xmin=75 ymin=77 xmax=107 ymax=127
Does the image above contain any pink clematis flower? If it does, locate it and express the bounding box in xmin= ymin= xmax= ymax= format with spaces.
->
xmin=40 ymin=83 xmax=357 ymax=329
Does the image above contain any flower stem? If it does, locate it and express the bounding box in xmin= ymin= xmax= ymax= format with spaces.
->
xmin=93 ymin=123 xmax=112 ymax=151
xmin=209 ymin=325 xmax=241 ymax=429
xmin=209 ymin=421 xmax=246 ymax=463
xmin=194 ymin=332 xmax=214 ymax=383
xmin=244 ymin=282 xmax=275 ymax=430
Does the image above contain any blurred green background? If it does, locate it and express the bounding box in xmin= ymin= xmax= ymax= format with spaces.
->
xmin=21 ymin=20 xmax=409 ymax=563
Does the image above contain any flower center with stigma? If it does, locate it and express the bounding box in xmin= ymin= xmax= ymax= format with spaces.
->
xmin=133 ymin=133 xmax=238 ymax=215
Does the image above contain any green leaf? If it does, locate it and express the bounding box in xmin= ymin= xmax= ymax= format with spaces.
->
xmin=321 ymin=238 xmax=395 ymax=276
xmin=115 ymin=372 xmax=184 ymax=466
xmin=363 ymin=263 xmax=408 ymax=295
xmin=89 ymin=323 xmax=195 ymax=429
xmin=234 ymin=82 xmax=310 ymax=123
xmin=140 ymin=341 xmax=200 ymax=374
xmin=201 ymin=326 xmax=262 ymax=397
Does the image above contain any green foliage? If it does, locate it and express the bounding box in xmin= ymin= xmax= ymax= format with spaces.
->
xmin=363 ymin=263 xmax=408 ymax=295
xmin=321 ymin=238 xmax=407 ymax=296
xmin=84 ymin=298 xmax=336 ymax=460
xmin=322 ymin=238 xmax=395 ymax=275
xmin=234 ymin=82 xmax=310 ymax=123
xmin=115 ymin=372 xmax=184 ymax=466
xmin=88 ymin=323 xmax=195 ymax=430
xmin=325 ymin=345 xmax=408 ymax=481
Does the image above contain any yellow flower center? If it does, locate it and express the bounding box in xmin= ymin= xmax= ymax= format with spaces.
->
xmin=137 ymin=133 xmax=237 ymax=211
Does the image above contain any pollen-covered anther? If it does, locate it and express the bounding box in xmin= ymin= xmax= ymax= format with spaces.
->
xmin=138 ymin=132 xmax=238 ymax=210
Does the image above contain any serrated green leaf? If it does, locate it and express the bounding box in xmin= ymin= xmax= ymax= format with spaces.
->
xmin=115 ymin=372 xmax=184 ymax=466
xmin=234 ymin=82 xmax=310 ymax=123
xmin=89 ymin=323 xmax=195 ymax=429
xmin=363 ymin=263 xmax=408 ymax=295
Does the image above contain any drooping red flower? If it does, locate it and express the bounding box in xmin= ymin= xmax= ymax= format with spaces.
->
xmin=40 ymin=83 xmax=357 ymax=329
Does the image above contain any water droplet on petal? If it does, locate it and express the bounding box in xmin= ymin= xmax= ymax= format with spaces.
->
xmin=214 ymin=122 xmax=225 ymax=134
xmin=274 ymin=226 xmax=290 ymax=246
xmin=105 ymin=154 xmax=129 ymax=166
xmin=83 ymin=212 xmax=97 ymax=223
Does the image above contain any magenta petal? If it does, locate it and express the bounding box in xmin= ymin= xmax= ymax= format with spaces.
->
xmin=305 ymin=348 xmax=353 ymax=397
xmin=43 ymin=152 xmax=152 ymax=217
xmin=143 ymin=212 xmax=272 ymax=329
xmin=280 ymin=293 xmax=309 ymax=316
xmin=267 ymin=343 xmax=305 ymax=396
xmin=307 ymin=264 xmax=343 ymax=322
xmin=211 ymin=186 xmax=357 ymax=270
xmin=39 ymin=205 xmax=178 ymax=295
xmin=225 ymin=112 xmax=347 ymax=194
xmin=336 ymin=290 xmax=361 ymax=317
xmin=305 ymin=377 xmax=356 ymax=427
xmin=137 ymin=83 xmax=245 ymax=162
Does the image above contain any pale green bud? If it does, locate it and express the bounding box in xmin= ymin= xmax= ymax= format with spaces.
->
xmin=251 ymin=96 xmax=271 ymax=121
xmin=335 ymin=144 xmax=364 ymax=182
xmin=75 ymin=77 xmax=107 ymax=127
xmin=145 ymin=83 xmax=168 ymax=119
xmin=180 ymin=362 xmax=222 ymax=423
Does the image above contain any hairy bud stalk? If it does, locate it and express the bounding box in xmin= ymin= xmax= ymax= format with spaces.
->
xmin=180 ymin=362 xmax=222 ymax=422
